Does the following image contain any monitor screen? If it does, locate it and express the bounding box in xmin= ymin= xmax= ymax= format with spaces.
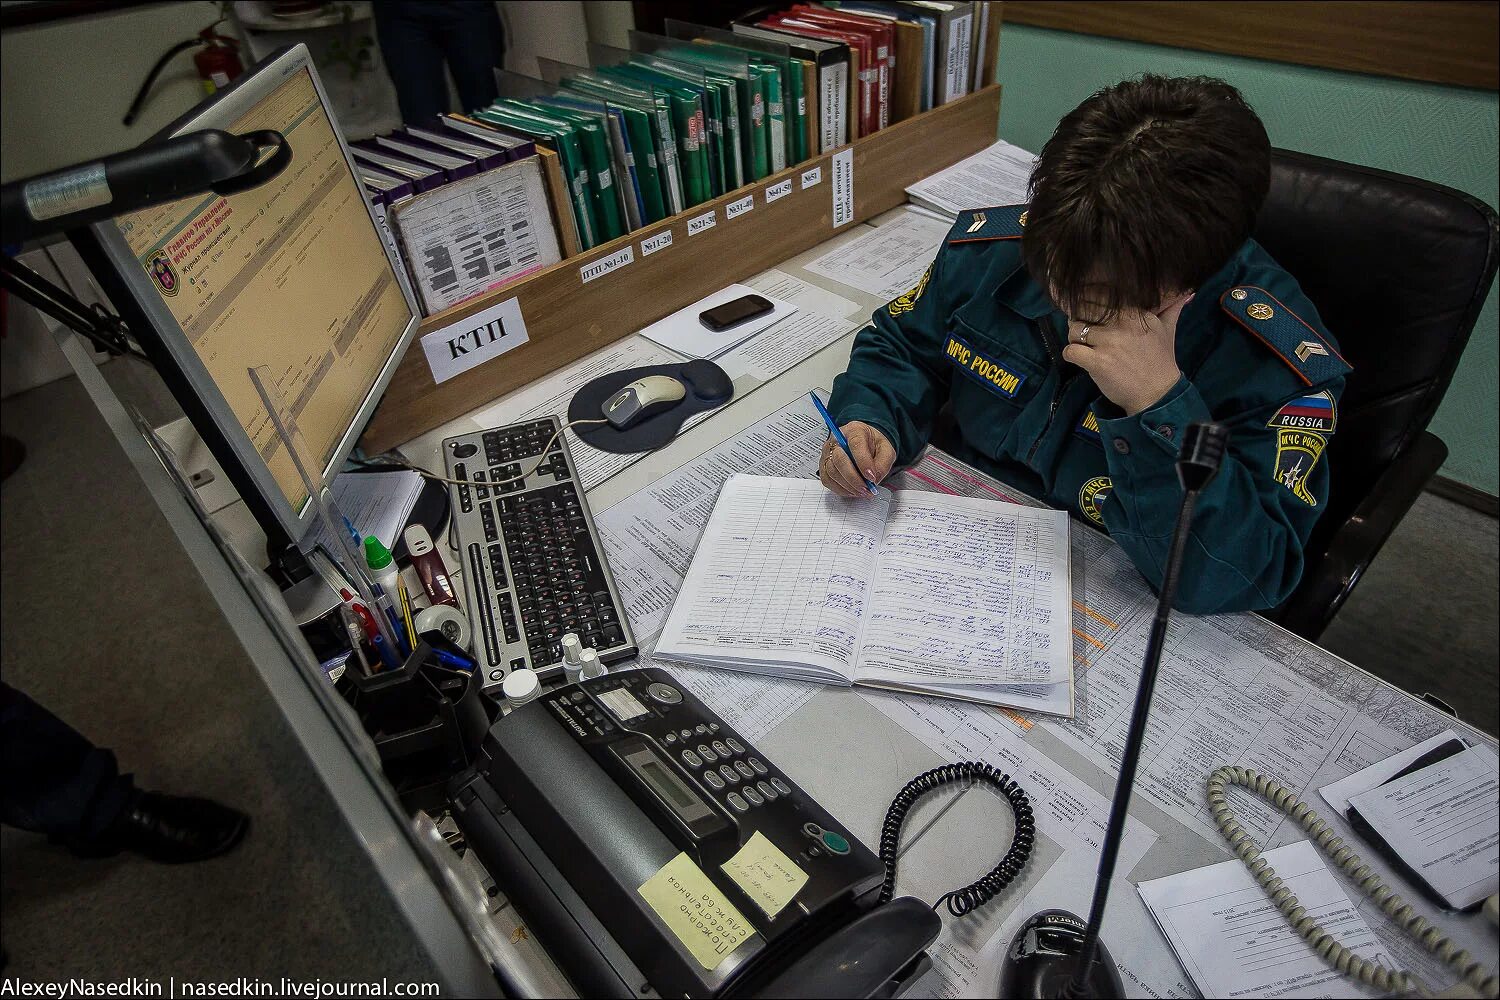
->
xmin=89 ymin=47 xmax=417 ymax=543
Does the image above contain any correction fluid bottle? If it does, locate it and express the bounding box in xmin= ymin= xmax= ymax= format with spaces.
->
xmin=579 ymin=648 xmax=605 ymax=681
xmin=562 ymin=633 xmax=585 ymax=684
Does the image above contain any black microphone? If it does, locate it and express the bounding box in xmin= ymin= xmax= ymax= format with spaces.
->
xmin=1 ymin=129 xmax=289 ymax=245
xmin=998 ymin=422 xmax=1229 ymax=999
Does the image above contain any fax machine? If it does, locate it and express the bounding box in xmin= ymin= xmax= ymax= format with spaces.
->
xmin=449 ymin=668 xmax=942 ymax=997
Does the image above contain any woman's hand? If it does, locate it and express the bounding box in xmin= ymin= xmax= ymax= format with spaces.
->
xmin=818 ymin=421 xmax=896 ymax=498
xmin=1062 ymin=293 xmax=1193 ymax=416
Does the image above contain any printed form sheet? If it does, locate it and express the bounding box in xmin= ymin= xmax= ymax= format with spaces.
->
xmin=803 ymin=209 xmax=952 ymax=299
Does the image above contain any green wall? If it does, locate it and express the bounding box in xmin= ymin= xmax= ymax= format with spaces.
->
xmin=995 ymin=25 xmax=1500 ymax=496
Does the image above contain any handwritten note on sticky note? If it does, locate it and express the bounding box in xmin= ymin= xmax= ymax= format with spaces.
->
xmin=721 ymin=831 xmax=809 ymax=917
xmin=638 ymin=852 xmax=754 ymax=970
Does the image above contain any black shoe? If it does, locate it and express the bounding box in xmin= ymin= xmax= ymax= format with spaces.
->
xmin=108 ymin=791 xmax=250 ymax=863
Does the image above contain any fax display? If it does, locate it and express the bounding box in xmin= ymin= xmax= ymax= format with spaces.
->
xmin=598 ymin=686 xmax=650 ymax=721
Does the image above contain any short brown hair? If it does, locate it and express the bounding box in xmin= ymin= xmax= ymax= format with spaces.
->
xmin=1023 ymin=75 xmax=1271 ymax=324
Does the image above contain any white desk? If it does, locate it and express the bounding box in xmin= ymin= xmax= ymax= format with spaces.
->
xmin=392 ymin=217 xmax=1499 ymax=997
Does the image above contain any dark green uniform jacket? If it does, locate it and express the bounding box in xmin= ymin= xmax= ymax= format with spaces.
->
xmin=828 ymin=205 xmax=1349 ymax=615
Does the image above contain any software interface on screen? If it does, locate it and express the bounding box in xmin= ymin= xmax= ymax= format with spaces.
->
xmin=114 ymin=67 xmax=410 ymax=517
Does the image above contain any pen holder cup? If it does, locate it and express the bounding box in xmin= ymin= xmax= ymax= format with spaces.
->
xmin=336 ymin=636 xmax=490 ymax=813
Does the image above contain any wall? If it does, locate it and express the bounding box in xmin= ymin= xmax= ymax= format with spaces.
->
xmin=995 ymin=24 xmax=1500 ymax=496
xmin=498 ymin=0 xmax=590 ymax=80
xmin=0 ymin=2 xmax=225 ymax=183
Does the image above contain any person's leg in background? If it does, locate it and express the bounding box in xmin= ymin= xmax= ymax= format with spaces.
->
xmin=374 ymin=1 xmax=455 ymax=124
xmin=0 ymin=681 xmax=248 ymax=863
xmin=434 ymin=0 xmax=506 ymax=114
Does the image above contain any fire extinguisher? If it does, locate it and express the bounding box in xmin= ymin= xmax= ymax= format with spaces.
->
xmin=123 ymin=20 xmax=246 ymax=126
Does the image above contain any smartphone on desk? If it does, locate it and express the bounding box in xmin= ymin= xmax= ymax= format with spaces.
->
xmin=700 ymin=293 xmax=774 ymax=331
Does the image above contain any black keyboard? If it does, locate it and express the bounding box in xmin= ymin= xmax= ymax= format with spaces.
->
xmin=443 ymin=417 xmax=636 ymax=690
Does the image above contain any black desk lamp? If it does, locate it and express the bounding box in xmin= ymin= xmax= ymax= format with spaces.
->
xmin=999 ymin=421 xmax=1231 ymax=998
xmin=0 ymin=129 xmax=289 ymax=358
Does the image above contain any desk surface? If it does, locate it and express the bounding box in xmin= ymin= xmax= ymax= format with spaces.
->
xmin=396 ymin=213 xmax=1498 ymax=998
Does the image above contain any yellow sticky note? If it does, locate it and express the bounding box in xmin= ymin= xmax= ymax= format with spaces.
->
xmin=638 ymin=852 xmax=755 ymax=970
xmin=721 ymin=831 xmax=809 ymax=918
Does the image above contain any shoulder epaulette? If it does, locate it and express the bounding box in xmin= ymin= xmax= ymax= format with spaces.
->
xmin=948 ymin=204 xmax=1028 ymax=244
xmin=1219 ymin=285 xmax=1351 ymax=386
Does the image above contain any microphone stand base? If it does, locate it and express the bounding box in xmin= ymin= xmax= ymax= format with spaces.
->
xmin=997 ymin=909 xmax=1125 ymax=999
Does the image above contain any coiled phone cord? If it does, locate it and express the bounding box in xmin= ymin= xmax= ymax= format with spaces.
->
xmin=1206 ymin=765 xmax=1499 ymax=999
xmin=879 ymin=762 xmax=1036 ymax=917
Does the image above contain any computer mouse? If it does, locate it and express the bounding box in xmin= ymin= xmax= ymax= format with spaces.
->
xmin=680 ymin=359 xmax=733 ymax=403
xmin=603 ymin=374 xmax=687 ymax=429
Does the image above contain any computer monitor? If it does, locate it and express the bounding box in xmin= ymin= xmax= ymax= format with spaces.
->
xmin=74 ymin=45 xmax=419 ymax=554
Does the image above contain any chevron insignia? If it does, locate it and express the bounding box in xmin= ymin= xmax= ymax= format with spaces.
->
xmin=949 ymin=205 xmax=1027 ymax=243
xmin=1295 ymin=340 xmax=1329 ymax=363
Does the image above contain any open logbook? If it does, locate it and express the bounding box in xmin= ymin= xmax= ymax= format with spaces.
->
xmin=655 ymin=475 xmax=1075 ymax=716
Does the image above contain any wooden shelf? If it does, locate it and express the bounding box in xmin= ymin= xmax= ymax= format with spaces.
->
xmin=361 ymin=84 xmax=1003 ymax=455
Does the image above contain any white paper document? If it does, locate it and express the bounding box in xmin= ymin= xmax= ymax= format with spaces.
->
xmin=638 ymin=284 xmax=798 ymax=360
xmin=305 ymin=469 xmax=424 ymax=555
xmin=468 ymin=336 xmax=690 ymax=490
xmin=803 ymin=210 xmax=952 ymax=299
xmin=1139 ymin=840 xmax=1398 ymax=999
xmin=904 ymin=139 xmax=1037 ymax=218
xmin=1347 ymin=744 xmax=1500 ymax=910
xmin=655 ymin=475 xmax=1075 ymax=715
xmin=1319 ymin=730 xmax=1471 ymax=815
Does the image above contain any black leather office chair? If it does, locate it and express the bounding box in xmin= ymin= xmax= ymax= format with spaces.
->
xmin=1255 ymin=149 xmax=1499 ymax=642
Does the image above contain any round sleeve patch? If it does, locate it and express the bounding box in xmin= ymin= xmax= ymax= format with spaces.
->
xmin=1079 ymin=476 xmax=1113 ymax=525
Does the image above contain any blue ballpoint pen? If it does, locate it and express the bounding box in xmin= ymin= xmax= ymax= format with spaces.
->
xmin=809 ymin=392 xmax=879 ymax=495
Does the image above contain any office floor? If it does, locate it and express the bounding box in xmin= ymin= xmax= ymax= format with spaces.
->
xmin=2 ymin=362 xmax=1497 ymax=983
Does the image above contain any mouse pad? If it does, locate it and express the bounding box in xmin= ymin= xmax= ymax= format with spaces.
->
xmin=568 ymin=359 xmax=734 ymax=454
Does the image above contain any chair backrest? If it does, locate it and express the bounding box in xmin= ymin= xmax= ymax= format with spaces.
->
xmin=1252 ymin=149 xmax=1498 ymax=514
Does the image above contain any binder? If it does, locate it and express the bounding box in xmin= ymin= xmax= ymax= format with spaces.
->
xmin=731 ymin=21 xmax=849 ymax=152
xmin=603 ymin=64 xmax=712 ymax=206
xmin=762 ymin=15 xmax=874 ymax=138
xmin=471 ymin=106 xmax=598 ymax=250
xmin=509 ymin=99 xmax=627 ymax=242
xmin=401 ymin=126 xmax=509 ymax=171
xmin=898 ymin=1 xmax=974 ymax=104
xmin=824 ymin=2 xmax=925 ymax=123
xmin=350 ymin=142 xmax=447 ymax=192
xmin=666 ymin=21 xmax=813 ymax=167
xmin=439 ymin=115 xmax=537 ymax=161
xmin=788 ymin=5 xmax=893 ymax=131
xmin=615 ymin=50 xmax=724 ymax=198
xmin=555 ymin=68 xmax=687 ymax=217
xmin=644 ymin=42 xmax=770 ymax=183
xmin=542 ymin=95 xmax=646 ymax=231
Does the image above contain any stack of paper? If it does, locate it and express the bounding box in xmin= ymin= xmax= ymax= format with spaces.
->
xmin=1138 ymin=840 xmax=1398 ymax=998
xmin=905 ymin=138 xmax=1036 ymax=218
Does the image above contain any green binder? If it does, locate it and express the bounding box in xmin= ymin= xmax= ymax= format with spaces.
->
xmin=621 ymin=55 xmax=729 ymax=197
xmin=558 ymin=85 xmax=668 ymax=224
xmin=471 ymin=105 xmax=598 ymax=250
xmin=606 ymin=64 xmax=711 ymax=208
xmin=563 ymin=70 xmax=687 ymax=216
xmin=496 ymin=100 xmax=624 ymax=244
xmin=507 ymin=99 xmax=626 ymax=242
